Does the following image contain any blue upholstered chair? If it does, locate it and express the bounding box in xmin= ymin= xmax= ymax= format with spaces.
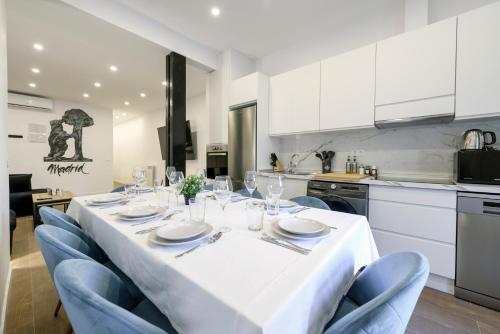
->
xmin=112 ymin=185 xmax=126 ymax=193
xmin=35 ymin=225 xmax=144 ymax=303
xmin=324 ymin=252 xmax=429 ymax=334
xmin=38 ymin=207 xmax=107 ymax=261
xmin=237 ymin=188 xmax=263 ymax=199
xmin=290 ymin=196 xmax=330 ymax=210
xmin=54 ymin=259 xmax=177 ymax=334
xmin=204 ymin=184 xmax=213 ymax=191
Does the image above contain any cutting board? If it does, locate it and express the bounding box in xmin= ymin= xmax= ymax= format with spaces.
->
xmin=314 ymin=173 xmax=369 ymax=181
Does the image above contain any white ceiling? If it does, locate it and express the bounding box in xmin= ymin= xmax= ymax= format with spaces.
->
xmin=6 ymin=0 xmax=207 ymax=119
xmin=113 ymin=0 xmax=404 ymax=58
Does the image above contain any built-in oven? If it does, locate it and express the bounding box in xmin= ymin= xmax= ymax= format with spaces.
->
xmin=307 ymin=180 xmax=369 ymax=216
xmin=206 ymin=144 xmax=228 ymax=179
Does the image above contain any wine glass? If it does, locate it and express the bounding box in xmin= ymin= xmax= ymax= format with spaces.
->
xmin=213 ymin=176 xmax=231 ymax=211
xmin=244 ymin=171 xmax=257 ymax=198
xmin=166 ymin=166 xmax=176 ymax=186
xmin=170 ymin=171 xmax=185 ymax=206
xmin=197 ymin=169 xmax=207 ymax=187
xmin=132 ymin=166 xmax=147 ymax=193
xmin=226 ymin=176 xmax=233 ymax=192
xmin=267 ymin=174 xmax=284 ymax=196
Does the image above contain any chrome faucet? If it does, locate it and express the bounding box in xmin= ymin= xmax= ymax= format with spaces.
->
xmin=288 ymin=153 xmax=300 ymax=174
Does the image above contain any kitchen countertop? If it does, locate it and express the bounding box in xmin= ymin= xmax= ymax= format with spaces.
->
xmin=258 ymin=170 xmax=500 ymax=194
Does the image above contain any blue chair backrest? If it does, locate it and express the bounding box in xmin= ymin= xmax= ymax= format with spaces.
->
xmin=39 ymin=207 xmax=107 ymax=262
xmin=290 ymin=196 xmax=330 ymax=210
xmin=237 ymin=188 xmax=263 ymax=199
xmin=112 ymin=185 xmax=125 ymax=193
xmin=204 ymin=184 xmax=213 ymax=191
xmin=35 ymin=225 xmax=103 ymax=279
xmin=55 ymin=259 xmax=168 ymax=334
xmin=325 ymin=252 xmax=429 ymax=334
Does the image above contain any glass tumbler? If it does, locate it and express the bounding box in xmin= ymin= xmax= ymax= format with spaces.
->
xmin=246 ymin=202 xmax=264 ymax=231
xmin=266 ymin=194 xmax=280 ymax=216
xmin=189 ymin=197 xmax=206 ymax=224
xmin=155 ymin=187 xmax=170 ymax=208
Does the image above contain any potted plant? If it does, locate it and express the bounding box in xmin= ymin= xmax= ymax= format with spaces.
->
xmin=181 ymin=175 xmax=203 ymax=205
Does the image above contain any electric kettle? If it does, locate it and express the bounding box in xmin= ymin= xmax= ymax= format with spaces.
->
xmin=462 ymin=129 xmax=496 ymax=150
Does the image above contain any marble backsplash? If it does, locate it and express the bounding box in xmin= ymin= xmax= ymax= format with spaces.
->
xmin=276 ymin=119 xmax=500 ymax=179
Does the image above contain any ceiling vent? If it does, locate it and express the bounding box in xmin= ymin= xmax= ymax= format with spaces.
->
xmin=8 ymin=92 xmax=53 ymax=111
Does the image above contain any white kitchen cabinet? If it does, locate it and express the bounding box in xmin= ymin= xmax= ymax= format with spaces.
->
xmin=369 ymin=186 xmax=457 ymax=280
xmin=230 ymin=73 xmax=259 ymax=107
xmin=456 ymin=1 xmax=500 ymax=120
xmin=320 ymin=45 xmax=376 ymax=131
xmin=375 ymin=17 xmax=457 ymax=123
xmin=269 ymin=63 xmax=320 ymax=135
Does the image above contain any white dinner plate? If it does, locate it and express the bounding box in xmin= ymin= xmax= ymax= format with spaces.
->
xmin=156 ymin=223 xmax=210 ymax=241
xmin=86 ymin=194 xmax=126 ymax=206
xmin=279 ymin=200 xmax=297 ymax=208
xmin=119 ymin=206 xmax=164 ymax=219
xmin=149 ymin=225 xmax=213 ymax=246
xmin=278 ymin=217 xmax=326 ymax=235
xmin=136 ymin=186 xmax=153 ymax=193
xmin=272 ymin=222 xmax=330 ymax=240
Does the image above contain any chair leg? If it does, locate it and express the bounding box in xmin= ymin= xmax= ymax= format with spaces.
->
xmin=54 ymin=299 xmax=62 ymax=317
xmin=65 ymin=323 xmax=73 ymax=334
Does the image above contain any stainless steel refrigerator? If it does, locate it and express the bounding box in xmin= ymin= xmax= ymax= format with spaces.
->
xmin=228 ymin=103 xmax=257 ymax=191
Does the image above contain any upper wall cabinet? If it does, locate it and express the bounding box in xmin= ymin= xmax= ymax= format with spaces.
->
xmin=320 ymin=45 xmax=376 ymax=131
xmin=456 ymin=2 xmax=500 ymax=120
xmin=375 ymin=18 xmax=457 ymax=125
xmin=269 ymin=63 xmax=320 ymax=135
xmin=230 ymin=73 xmax=259 ymax=107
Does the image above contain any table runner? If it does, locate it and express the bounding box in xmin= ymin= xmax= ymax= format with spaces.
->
xmin=67 ymin=194 xmax=378 ymax=334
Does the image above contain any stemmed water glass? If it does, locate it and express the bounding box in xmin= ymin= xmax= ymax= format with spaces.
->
xmin=170 ymin=171 xmax=185 ymax=206
xmin=267 ymin=174 xmax=284 ymax=196
xmin=244 ymin=171 xmax=257 ymax=198
xmin=166 ymin=166 xmax=176 ymax=186
xmin=213 ymin=175 xmax=231 ymax=212
xmin=132 ymin=166 xmax=147 ymax=194
xmin=197 ymin=169 xmax=207 ymax=186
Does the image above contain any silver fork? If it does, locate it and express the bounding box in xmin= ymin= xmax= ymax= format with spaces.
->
xmin=130 ymin=210 xmax=182 ymax=226
xmin=175 ymin=232 xmax=223 ymax=258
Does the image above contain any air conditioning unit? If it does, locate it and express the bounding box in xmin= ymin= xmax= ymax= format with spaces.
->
xmin=8 ymin=92 xmax=53 ymax=111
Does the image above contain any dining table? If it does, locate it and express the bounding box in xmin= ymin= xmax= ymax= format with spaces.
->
xmin=66 ymin=191 xmax=379 ymax=334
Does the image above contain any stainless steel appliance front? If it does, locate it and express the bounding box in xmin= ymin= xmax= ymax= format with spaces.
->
xmin=456 ymin=192 xmax=500 ymax=311
xmin=307 ymin=180 xmax=368 ymax=216
xmin=228 ymin=104 xmax=257 ymax=190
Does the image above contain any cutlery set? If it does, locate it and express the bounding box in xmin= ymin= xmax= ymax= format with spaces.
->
xmin=175 ymin=232 xmax=223 ymax=258
xmin=260 ymin=233 xmax=311 ymax=255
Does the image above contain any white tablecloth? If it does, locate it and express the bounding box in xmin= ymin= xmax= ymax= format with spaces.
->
xmin=67 ymin=194 xmax=378 ymax=334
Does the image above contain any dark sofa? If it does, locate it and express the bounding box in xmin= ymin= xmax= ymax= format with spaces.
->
xmin=9 ymin=174 xmax=47 ymax=217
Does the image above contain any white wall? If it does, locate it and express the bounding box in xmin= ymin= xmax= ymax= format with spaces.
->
xmin=113 ymin=94 xmax=208 ymax=183
xmin=256 ymin=0 xmax=499 ymax=76
xmin=0 ymin=0 xmax=10 ymax=329
xmin=7 ymin=99 xmax=114 ymax=195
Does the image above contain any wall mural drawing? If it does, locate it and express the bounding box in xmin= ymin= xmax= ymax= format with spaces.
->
xmin=44 ymin=108 xmax=94 ymax=162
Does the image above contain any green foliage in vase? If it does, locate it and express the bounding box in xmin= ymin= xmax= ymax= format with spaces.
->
xmin=181 ymin=175 xmax=203 ymax=196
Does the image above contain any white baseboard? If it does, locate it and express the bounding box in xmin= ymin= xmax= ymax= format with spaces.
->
xmin=426 ymin=273 xmax=454 ymax=294
xmin=0 ymin=262 xmax=12 ymax=334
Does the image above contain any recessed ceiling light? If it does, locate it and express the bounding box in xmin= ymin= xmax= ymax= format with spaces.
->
xmin=121 ymin=112 xmax=127 ymax=116
xmin=211 ymin=7 xmax=220 ymax=16
xmin=33 ymin=43 xmax=44 ymax=51
xmin=29 ymin=83 xmax=36 ymax=88
xmin=94 ymin=82 xmax=101 ymax=88
xmin=109 ymin=65 xmax=118 ymax=72
xmin=162 ymin=81 xmax=167 ymax=86
xmin=83 ymin=93 xmax=89 ymax=98
xmin=124 ymin=101 xmax=130 ymax=106
xmin=31 ymin=68 xmax=40 ymax=74
xmin=140 ymin=93 xmax=146 ymax=98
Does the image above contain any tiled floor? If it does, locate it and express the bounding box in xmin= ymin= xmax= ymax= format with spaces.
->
xmin=4 ymin=216 xmax=500 ymax=333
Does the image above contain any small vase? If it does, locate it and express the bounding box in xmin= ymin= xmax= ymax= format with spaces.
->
xmin=184 ymin=194 xmax=195 ymax=205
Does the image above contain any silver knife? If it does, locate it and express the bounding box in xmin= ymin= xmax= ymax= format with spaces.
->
xmin=262 ymin=233 xmax=311 ymax=253
xmin=260 ymin=236 xmax=309 ymax=255
xmin=175 ymin=232 xmax=223 ymax=258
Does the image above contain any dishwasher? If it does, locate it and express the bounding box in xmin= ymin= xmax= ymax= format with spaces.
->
xmin=456 ymin=192 xmax=500 ymax=311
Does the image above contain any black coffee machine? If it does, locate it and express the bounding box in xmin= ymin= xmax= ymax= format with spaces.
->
xmin=455 ymin=129 xmax=500 ymax=185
